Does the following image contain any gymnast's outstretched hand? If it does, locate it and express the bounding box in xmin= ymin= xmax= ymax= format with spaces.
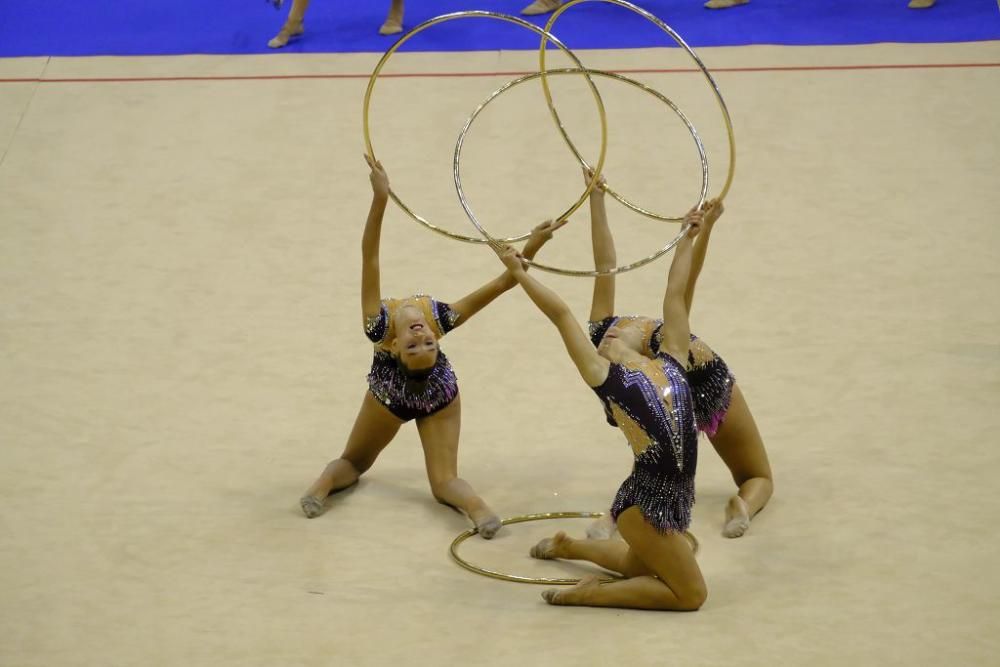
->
xmin=683 ymin=207 xmax=704 ymax=239
xmin=582 ymin=166 xmax=607 ymax=194
xmin=522 ymin=219 xmax=560 ymax=260
xmin=702 ymin=198 xmax=724 ymax=226
xmin=364 ymin=153 xmax=390 ymax=200
xmin=491 ymin=241 xmax=527 ymax=275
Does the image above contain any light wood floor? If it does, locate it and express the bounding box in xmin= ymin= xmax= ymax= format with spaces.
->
xmin=2 ymin=40 xmax=998 ymax=667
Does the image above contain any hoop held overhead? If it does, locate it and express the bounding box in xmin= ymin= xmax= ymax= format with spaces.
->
xmin=362 ymin=11 xmax=608 ymax=244
xmin=363 ymin=3 xmax=737 ymax=277
xmin=453 ymin=67 xmax=708 ymax=277
xmin=540 ymin=0 xmax=737 ymax=208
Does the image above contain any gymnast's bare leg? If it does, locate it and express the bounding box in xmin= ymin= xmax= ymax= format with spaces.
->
xmin=268 ymin=0 xmax=309 ymax=49
xmin=415 ymin=396 xmax=502 ymax=538
xmin=300 ymin=391 xmax=403 ymax=517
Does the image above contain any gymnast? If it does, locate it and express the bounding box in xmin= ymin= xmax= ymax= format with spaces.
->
xmin=492 ymin=207 xmax=708 ymax=610
xmin=522 ymin=0 xmax=752 ymax=13
xmin=298 ymin=155 xmax=557 ymax=539
xmin=268 ymin=0 xmax=406 ymax=49
xmin=576 ymin=169 xmax=773 ymax=539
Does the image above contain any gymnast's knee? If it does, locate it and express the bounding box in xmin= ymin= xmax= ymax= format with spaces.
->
xmin=675 ymin=582 xmax=707 ymax=611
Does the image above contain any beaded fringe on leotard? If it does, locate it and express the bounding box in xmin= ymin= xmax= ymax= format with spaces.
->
xmin=611 ymin=446 xmax=696 ymax=534
xmin=367 ymin=350 xmax=458 ymax=417
xmin=687 ymin=355 xmax=734 ymax=437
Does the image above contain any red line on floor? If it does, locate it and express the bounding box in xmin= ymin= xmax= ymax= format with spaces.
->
xmin=0 ymin=61 xmax=998 ymax=84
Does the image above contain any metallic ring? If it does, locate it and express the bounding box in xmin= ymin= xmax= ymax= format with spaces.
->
xmin=454 ymin=67 xmax=707 ymax=277
xmin=450 ymin=511 xmax=616 ymax=584
xmin=362 ymin=11 xmax=608 ymax=244
xmin=540 ymin=0 xmax=737 ymax=210
xmin=449 ymin=511 xmax=700 ymax=584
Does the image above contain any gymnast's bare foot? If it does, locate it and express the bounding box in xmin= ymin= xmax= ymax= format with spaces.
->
xmin=379 ymin=0 xmax=404 ymax=35
xmin=908 ymin=0 xmax=935 ymax=7
xmin=465 ymin=499 xmax=500 ymax=539
xmin=300 ymin=495 xmax=324 ymax=518
xmin=520 ymin=0 xmax=562 ymax=16
xmin=378 ymin=18 xmax=402 ymax=35
xmin=530 ymin=531 xmax=572 ymax=559
xmin=268 ymin=20 xmax=304 ymax=48
xmin=542 ymin=574 xmax=601 ymax=605
xmin=585 ymin=513 xmax=616 ymax=540
xmin=722 ymin=495 xmax=751 ymax=538
xmin=436 ymin=495 xmax=501 ymax=539
xmin=473 ymin=510 xmax=502 ymax=539
xmin=704 ymin=0 xmax=749 ymax=8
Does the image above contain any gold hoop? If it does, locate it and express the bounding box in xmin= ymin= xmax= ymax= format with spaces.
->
xmin=362 ymin=11 xmax=608 ymax=244
xmin=454 ymin=68 xmax=708 ymax=276
xmin=540 ymin=0 xmax=737 ymax=211
xmin=449 ymin=511 xmax=700 ymax=585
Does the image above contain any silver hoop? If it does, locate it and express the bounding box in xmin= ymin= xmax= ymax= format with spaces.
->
xmin=363 ymin=11 xmax=608 ymax=244
xmin=541 ymin=0 xmax=736 ymax=209
xmin=454 ymin=67 xmax=708 ymax=276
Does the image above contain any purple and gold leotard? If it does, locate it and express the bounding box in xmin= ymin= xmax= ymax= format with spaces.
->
xmin=364 ymin=295 xmax=461 ymax=422
xmin=589 ymin=316 xmax=735 ymax=437
xmin=593 ymin=353 xmax=699 ymax=533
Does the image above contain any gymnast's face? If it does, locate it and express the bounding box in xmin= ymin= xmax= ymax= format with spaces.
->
xmin=391 ymin=307 xmax=440 ymax=371
xmin=598 ymin=321 xmax=645 ymax=360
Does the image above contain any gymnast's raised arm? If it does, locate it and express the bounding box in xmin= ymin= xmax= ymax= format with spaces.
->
xmin=447 ymin=220 xmax=559 ymax=329
xmin=361 ymin=154 xmax=389 ymax=326
xmin=586 ymin=168 xmax=616 ymax=322
xmin=660 ymin=209 xmax=703 ymax=367
xmin=683 ymin=198 xmax=723 ymax=314
xmin=494 ymin=243 xmax=610 ymax=388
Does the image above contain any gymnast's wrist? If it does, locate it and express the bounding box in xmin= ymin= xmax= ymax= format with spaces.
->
xmin=508 ymin=264 xmax=527 ymax=280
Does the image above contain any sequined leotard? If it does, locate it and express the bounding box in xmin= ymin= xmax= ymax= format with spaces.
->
xmin=364 ymin=295 xmax=461 ymax=422
xmin=589 ymin=316 xmax=735 ymax=437
xmin=594 ymin=353 xmax=699 ymax=533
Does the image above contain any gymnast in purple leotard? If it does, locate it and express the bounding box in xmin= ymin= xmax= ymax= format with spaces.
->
xmin=572 ymin=169 xmax=773 ymax=540
xmin=493 ymin=206 xmax=710 ymax=611
xmin=297 ymin=156 xmax=557 ymax=539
